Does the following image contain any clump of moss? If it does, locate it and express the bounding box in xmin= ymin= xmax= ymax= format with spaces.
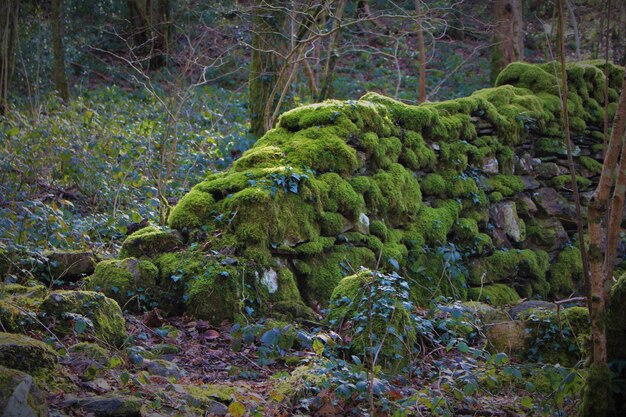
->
xmin=414 ymin=200 xmax=461 ymax=245
xmin=467 ymin=284 xmax=520 ymax=306
xmin=420 ymin=173 xmax=446 ymax=197
xmin=0 ymin=332 xmax=59 ymax=373
xmin=469 ymin=249 xmax=550 ymax=298
xmin=86 ymin=258 xmax=158 ymax=311
xmin=118 ymin=226 xmax=181 ymax=259
xmin=185 ymin=264 xmax=244 ymax=324
xmin=454 ymin=218 xmax=479 ymax=241
xmin=369 ymin=220 xmax=388 ymax=242
xmin=487 ymin=175 xmax=525 ymax=196
xmin=552 ymin=174 xmax=592 ymax=189
xmin=578 ymin=155 xmax=603 ymax=173
xmin=549 ymin=245 xmax=583 ymax=298
xmin=168 ymin=189 xmax=215 ymax=232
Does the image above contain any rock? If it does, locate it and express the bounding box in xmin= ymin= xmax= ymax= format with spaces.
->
xmin=490 ymin=201 xmax=525 ymax=243
xmin=0 ymin=284 xmax=46 ymax=333
xmin=485 ymin=321 xmax=525 ymax=354
xmin=142 ymin=359 xmax=185 ymax=379
xmin=43 ymin=250 xmax=96 ymax=282
xmin=67 ymin=343 xmax=110 ymax=366
xmin=0 ymin=333 xmax=58 ymax=373
xmin=532 ymin=187 xmax=567 ymax=217
xmin=0 ymin=366 xmax=48 ymax=417
xmin=351 ymin=212 xmax=370 ymax=234
xmin=515 ymin=193 xmax=537 ymax=215
xmin=118 ymin=226 xmax=182 ymax=260
xmin=467 ymin=284 xmax=521 ymax=307
xmin=462 ymin=301 xmax=510 ymax=324
xmin=520 ymin=176 xmax=541 ymax=190
xmin=63 ymin=395 xmax=141 ymax=417
xmin=85 ymin=258 xmax=158 ymax=311
xmin=482 ymin=156 xmax=499 ymax=174
xmin=509 ymin=300 xmax=556 ymax=319
xmin=536 ymin=162 xmax=560 ymax=179
xmin=525 ymin=217 xmax=568 ymax=251
xmin=514 ymin=153 xmax=534 ymax=175
xmin=41 ymin=291 xmax=126 ymax=346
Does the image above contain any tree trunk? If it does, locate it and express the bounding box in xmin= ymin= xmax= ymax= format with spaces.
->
xmin=319 ymin=0 xmax=346 ymax=101
xmin=127 ymin=0 xmax=170 ymax=70
xmin=51 ymin=0 xmax=70 ymax=101
xmin=415 ymin=0 xmax=426 ymax=103
xmin=249 ymin=1 xmax=287 ymax=138
xmin=0 ymin=0 xmax=19 ymax=115
xmin=580 ymin=68 xmax=626 ymax=417
xmin=491 ymin=0 xmax=524 ymax=82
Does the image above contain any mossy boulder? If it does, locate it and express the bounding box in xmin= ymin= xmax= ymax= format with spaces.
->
xmin=467 ymin=284 xmax=520 ymax=306
xmin=0 ymin=284 xmax=46 ymax=333
xmin=0 ymin=332 xmax=58 ymax=373
xmin=0 ymin=366 xmax=49 ymax=417
xmin=118 ymin=226 xmax=182 ymax=259
xmin=326 ymin=269 xmax=416 ymax=368
xmin=520 ymin=306 xmax=589 ymax=366
xmin=86 ymin=258 xmax=158 ymax=311
xmin=41 ymin=290 xmax=127 ymax=345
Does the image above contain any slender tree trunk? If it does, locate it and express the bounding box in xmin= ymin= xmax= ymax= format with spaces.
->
xmin=491 ymin=0 xmax=524 ymax=82
xmin=319 ymin=0 xmax=346 ymax=101
xmin=51 ymin=0 xmax=70 ymax=101
xmin=612 ymin=0 xmax=626 ymax=66
xmin=0 ymin=0 xmax=19 ymax=115
xmin=415 ymin=0 xmax=426 ymax=103
xmin=249 ymin=1 xmax=286 ymax=138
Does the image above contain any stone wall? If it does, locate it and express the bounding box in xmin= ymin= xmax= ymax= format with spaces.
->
xmin=101 ymin=61 xmax=624 ymax=322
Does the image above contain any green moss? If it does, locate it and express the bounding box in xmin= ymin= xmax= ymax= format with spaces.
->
xmin=0 ymin=284 xmax=46 ymax=333
xmin=369 ymin=220 xmax=388 ymax=242
xmin=294 ymin=246 xmax=377 ymax=306
xmin=469 ymin=249 xmax=550 ymax=297
xmin=168 ymin=189 xmax=215 ymax=231
xmin=487 ymin=175 xmax=525 ymax=196
xmin=232 ymin=145 xmax=285 ymax=171
xmin=579 ymin=364 xmax=614 ymax=417
xmin=549 ymin=245 xmax=583 ymax=298
xmin=294 ymin=237 xmax=336 ymax=255
xmin=41 ymin=290 xmax=127 ymax=345
xmin=118 ymin=226 xmax=181 ymax=259
xmin=318 ymin=172 xmax=365 ymax=217
xmin=474 ymin=233 xmax=494 ymax=255
xmin=0 ymin=332 xmax=58 ymax=373
xmin=421 ymin=174 xmax=446 ymax=197
xmin=414 ymin=200 xmax=461 ymax=245
xmin=68 ymin=342 xmax=110 ymax=364
xmin=467 ymin=284 xmax=520 ymax=306
xmin=489 ymin=191 xmax=504 ymax=203
xmin=552 ymin=174 xmax=592 ymax=189
xmin=0 ymin=366 xmax=48 ymax=417
xmin=319 ymin=212 xmax=349 ymax=236
xmin=454 ymin=218 xmax=479 ymax=241
xmin=579 ymin=156 xmax=603 ymax=173
xmin=86 ymin=258 xmax=158 ymax=311
xmin=370 ymin=163 xmax=422 ymax=221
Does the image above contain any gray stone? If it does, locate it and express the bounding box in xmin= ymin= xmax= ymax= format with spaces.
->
xmin=0 ymin=366 xmax=48 ymax=417
xmin=537 ymin=162 xmax=560 ymax=179
xmin=490 ymin=201 xmax=525 ymax=243
xmin=142 ymin=359 xmax=186 ymax=379
xmin=62 ymin=395 xmax=141 ymax=417
xmin=532 ymin=187 xmax=567 ymax=217
xmin=482 ymin=156 xmax=499 ymax=174
xmin=509 ymin=300 xmax=557 ymax=319
xmin=43 ymin=250 xmax=96 ymax=282
xmin=485 ymin=321 xmax=525 ymax=354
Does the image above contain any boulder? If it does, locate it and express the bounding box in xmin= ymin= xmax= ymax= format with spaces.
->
xmin=485 ymin=321 xmax=525 ymax=354
xmin=0 ymin=284 xmax=46 ymax=333
xmin=0 ymin=366 xmax=48 ymax=417
xmin=489 ymin=201 xmax=526 ymax=243
xmin=42 ymin=250 xmax=96 ymax=282
xmin=85 ymin=258 xmax=158 ymax=311
xmin=62 ymin=394 xmax=141 ymax=417
xmin=118 ymin=226 xmax=182 ymax=259
xmin=525 ymin=217 xmax=568 ymax=251
xmin=0 ymin=333 xmax=58 ymax=373
xmin=41 ymin=291 xmax=126 ymax=345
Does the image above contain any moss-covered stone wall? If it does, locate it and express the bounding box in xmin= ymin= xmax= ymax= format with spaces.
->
xmin=103 ymin=61 xmax=624 ymax=322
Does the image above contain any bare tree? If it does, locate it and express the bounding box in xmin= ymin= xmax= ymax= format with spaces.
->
xmin=0 ymin=0 xmax=19 ymax=115
xmin=51 ymin=0 xmax=70 ymax=101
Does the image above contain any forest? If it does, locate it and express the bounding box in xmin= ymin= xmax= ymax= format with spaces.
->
xmin=1 ymin=0 xmax=626 ymax=416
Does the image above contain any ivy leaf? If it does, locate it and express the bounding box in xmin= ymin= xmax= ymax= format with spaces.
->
xmin=388 ymin=258 xmax=400 ymax=270
xmin=312 ymin=338 xmax=324 ymax=355
xmin=228 ymin=402 xmax=246 ymax=417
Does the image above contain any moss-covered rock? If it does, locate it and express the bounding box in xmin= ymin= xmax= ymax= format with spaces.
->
xmin=467 ymin=284 xmax=520 ymax=306
xmin=521 ymin=306 xmax=589 ymax=366
xmin=0 ymin=366 xmax=48 ymax=417
xmin=0 ymin=332 xmax=58 ymax=373
xmin=326 ymin=269 xmax=416 ymax=368
xmin=42 ymin=249 xmax=96 ymax=282
xmin=86 ymin=257 xmax=158 ymax=311
xmin=41 ymin=290 xmax=127 ymax=345
xmin=548 ymin=245 xmax=583 ymax=298
xmin=118 ymin=225 xmax=182 ymax=259
xmin=0 ymin=284 xmax=46 ymax=333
